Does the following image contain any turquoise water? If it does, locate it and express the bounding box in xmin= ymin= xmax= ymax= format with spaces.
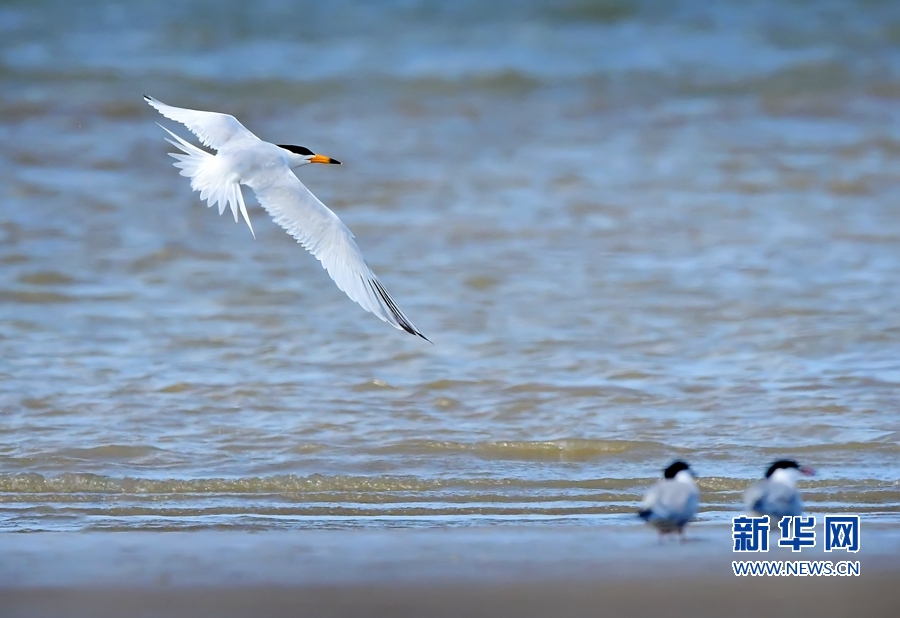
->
xmin=1 ymin=0 xmax=899 ymax=531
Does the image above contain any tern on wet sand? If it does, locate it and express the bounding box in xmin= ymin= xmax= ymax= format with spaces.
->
xmin=638 ymin=460 xmax=700 ymax=541
xmin=744 ymin=459 xmax=815 ymax=521
xmin=145 ymin=95 xmax=428 ymax=340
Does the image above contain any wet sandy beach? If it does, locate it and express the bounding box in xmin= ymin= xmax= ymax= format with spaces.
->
xmin=3 ymin=525 xmax=899 ymax=617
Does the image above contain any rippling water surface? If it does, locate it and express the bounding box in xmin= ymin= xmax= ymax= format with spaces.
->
xmin=1 ymin=0 xmax=899 ymax=532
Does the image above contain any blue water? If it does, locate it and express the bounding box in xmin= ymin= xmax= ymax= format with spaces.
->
xmin=1 ymin=0 xmax=899 ymax=532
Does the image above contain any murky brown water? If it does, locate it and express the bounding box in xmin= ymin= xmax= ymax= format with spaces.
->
xmin=1 ymin=0 xmax=899 ymax=531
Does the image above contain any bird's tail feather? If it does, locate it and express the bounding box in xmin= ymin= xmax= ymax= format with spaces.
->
xmin=158 ymin=124 xmax=255 ymax=238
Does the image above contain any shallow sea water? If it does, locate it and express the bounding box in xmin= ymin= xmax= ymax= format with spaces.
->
xmin=1 ymin=0 xmax=899 ymax=532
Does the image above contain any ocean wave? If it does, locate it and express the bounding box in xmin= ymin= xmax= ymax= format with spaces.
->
xmin=0 ymin=472 xmax=642 ymax=494
xmin=371 ymin=439 xmax=666 ymax=460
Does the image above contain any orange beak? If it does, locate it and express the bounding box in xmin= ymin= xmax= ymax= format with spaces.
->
xmin=310 ymin=154 xmax=341 ymax=165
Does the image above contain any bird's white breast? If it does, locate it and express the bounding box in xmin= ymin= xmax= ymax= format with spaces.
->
xmin=219 ymin=139 xmax=290 ymax=187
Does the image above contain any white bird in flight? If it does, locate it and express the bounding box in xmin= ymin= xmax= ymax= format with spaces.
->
xmin=638 ymin=460 xmax=700 ymax=540
xmin=145 ymin=95 xmax=428 ymax=340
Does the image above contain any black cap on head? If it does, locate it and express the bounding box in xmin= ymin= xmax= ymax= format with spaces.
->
xmin=765 ymin=459 xmax=800 ymax=478
xmin=278 ymin=144 xmax=315 ymax=156
xmin=663 ymin=460 xmax=691 ymax=479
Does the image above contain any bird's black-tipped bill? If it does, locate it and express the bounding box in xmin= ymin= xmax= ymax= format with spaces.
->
xmin=310 ymin=154 xmax=341 ymax=165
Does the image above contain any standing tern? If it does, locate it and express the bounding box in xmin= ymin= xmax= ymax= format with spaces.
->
xmin=744 ymin=459 xmax=815 ymax=521
xmin=145 ymin=95 xmax=428 ymax=340
xmin=638 ymin=460 xmax=700 ymax=540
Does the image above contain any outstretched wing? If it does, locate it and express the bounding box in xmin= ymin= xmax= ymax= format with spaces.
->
xmin=247 ymin=167 xmax=428 ymax=340
xmin=144 ymin=95 xmax=258 ymax=150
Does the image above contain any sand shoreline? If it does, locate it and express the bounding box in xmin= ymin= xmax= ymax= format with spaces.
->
xmin=6 ymin=576 xmax=900 ymax=618
xmin=3 ymin=525 xmax=898 ymax=617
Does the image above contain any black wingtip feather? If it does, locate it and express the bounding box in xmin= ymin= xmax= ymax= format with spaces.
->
xmin=638 ymin=509 xmax=652 ymax=521
xmin=371 ymin=279 xmax=430 ymax=342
